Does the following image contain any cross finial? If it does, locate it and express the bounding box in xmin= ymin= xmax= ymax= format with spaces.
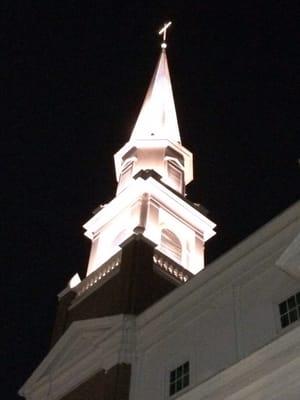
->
xmin=159 ymin=21 xmax=172 ymax=49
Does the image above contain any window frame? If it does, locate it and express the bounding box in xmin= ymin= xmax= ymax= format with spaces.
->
xmin=278 ymin=290 xmax=300 ymax=329
xmin=160 ymin=228 xmax=182 ymax=264
xmin=117 ymin=160 xmax=134 ymax=192
xmin=166 ymin=159 xmax=184 ymax=193
xmin=168 ymin=361 xmax=190 ymax=397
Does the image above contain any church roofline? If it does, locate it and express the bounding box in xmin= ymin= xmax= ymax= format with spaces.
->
xmin=19 ymin=315 xmax=135 ymax=399
xmin=136 ymin=200 xmax=300 ymax=331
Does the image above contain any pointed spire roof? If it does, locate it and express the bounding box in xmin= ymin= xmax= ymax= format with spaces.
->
xmin=129 ymin=49 xmax=181 ymax=144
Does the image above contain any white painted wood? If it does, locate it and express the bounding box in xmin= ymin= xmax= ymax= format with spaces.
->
xmin=19 ymin=315 xmax=136 ymax=400
xmin=20 ymin=202 xmax=300 ymax=400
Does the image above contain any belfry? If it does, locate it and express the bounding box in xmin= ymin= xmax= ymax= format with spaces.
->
xmin=85 ymin=38 xmax=215 ymax=278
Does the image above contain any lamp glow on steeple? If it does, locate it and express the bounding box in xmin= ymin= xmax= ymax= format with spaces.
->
xmin=130 ymin=21 xmax=180 ymax=144
xmin=129 ymin=48 xmax=181 ymax=144
xmin=83 ymin=26 xmax=216 ymax=277
xmin=114 ymin=24 xmax=194 ymax=195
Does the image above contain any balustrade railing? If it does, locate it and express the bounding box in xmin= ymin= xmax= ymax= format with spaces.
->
xmin=75 ymin=251 xmax=122 ymax=297
xmin=153 ymin=250 xmax=192 ymax=284
xmin=73 ymin=248 xmax=190 ymax=300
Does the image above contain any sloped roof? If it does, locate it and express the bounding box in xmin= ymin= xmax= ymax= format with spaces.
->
xmin=130 ymin=49 xmax=181 ymax=144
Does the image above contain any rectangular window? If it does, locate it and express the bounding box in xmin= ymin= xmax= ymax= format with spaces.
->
xmin=167 ymin=161 xmax=183 ymax=193
xmin=118 ymin=161 xmax=133 ymax=192
xmin=169 ymin=361 xmax=189 ymax=397
xmin=279 ymin=291 xmax=300 ymax=328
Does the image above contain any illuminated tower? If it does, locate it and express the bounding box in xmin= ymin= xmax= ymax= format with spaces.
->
xmin=85 ymin=36 xmax=215 ymax=279
xmin=19 ymin=25 xmax=216 ymax=400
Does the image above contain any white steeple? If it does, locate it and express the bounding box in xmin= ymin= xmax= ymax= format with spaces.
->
xmin=114 ymin=44 xmax=193 ymax=195
xmin=83 ymin=27 xmax=216 ymax=277
xmin=129 ymin=49 xmax=181 ymax=144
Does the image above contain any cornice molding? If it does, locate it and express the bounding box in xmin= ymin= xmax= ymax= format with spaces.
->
xmin=277 ymin=232 xmax=300 ymax=280
xmin=19 ymin=315 xmax=135 ymax=400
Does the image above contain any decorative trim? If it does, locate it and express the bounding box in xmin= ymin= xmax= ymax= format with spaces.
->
xmin=153 ymin=250 xmax=192 ymax=284
xmin=276 ymin=232 xmax=300 ymax=280
xmin=19 ymin=315 xmax=135 ymax=400
xmin=69 ymin=251 xmax=122 ymax=308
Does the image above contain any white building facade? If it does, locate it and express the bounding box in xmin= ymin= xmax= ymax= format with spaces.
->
xmin=131 ymin=200 xmax=300 ymax=400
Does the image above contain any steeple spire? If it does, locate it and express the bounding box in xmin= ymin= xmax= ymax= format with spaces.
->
xmin=114 ymin=26 xmax=193 ymax=195
xmin=129 ymin=24 xmax=181 ymax=144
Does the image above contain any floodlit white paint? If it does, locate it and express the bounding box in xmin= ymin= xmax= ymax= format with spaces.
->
xmin=84 ymin=176 xmax=215 ymax=276
xmin=114 ymin=138 xmax=193 ymax=194
xmin=71 ymin=252 xmax=121 ymax=304
xmin=68 ymin=273 xmax=81 ymax=289
xmin=21 ymin=202 xmax=300 ymax=400
xmin=130 ymin=50 xmax=180 ymax=144
xmin=157 ymin=208 xmax=202 ymax=272
xmin=103 ymin=47 xmax=204 ymax=277
xmin=114 ymin=49 xmax=194 ymax=195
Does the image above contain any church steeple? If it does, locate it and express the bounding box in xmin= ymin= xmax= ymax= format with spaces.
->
xmin=19 ymin=28 xmax=217 ymax=400
xmin=84 ymin=29 xmax=216 ymax=276
xmin=130 ymin=49 xmax=181 ymax=144
xmin=114 ymin=44 xmax=193 ymax=196
xmin=131 ymin=22 xmax=178 ymax=143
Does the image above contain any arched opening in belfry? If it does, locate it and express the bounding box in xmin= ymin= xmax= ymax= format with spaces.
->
xmin=160 ymin=228 xmax=182 ymax=262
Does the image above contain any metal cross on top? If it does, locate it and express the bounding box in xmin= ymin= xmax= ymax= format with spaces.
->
xmin=159 ymin=21 xmax=172 ymax=49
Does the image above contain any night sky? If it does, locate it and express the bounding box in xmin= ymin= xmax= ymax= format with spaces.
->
xmin=2 ymin=1 xmax=299 ymax=398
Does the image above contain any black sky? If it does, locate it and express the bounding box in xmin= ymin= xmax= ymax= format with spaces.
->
xmin=2 ymin=1 xmax=299 ymax=398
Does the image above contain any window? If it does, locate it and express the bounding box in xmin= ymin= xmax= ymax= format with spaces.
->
xmin=161 ymin=229 xmax=182 ymax=263
xmin=279 ymin=291 xmax=300 ymax=328
xmin=167 ymin=161 xmax=183 ymax=193
xmin=169 ymin=361 xmax=189 ymax=396
xmin=118 ymin=161 xmax=133 ymax=192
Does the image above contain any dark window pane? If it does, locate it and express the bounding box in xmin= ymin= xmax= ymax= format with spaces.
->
xmin=176 ymin=380 xmax=182 ymax=391
xmin=169 ymin=383 xmax=175 ymax=396
xmin=170 ymin=362 xmax=190 ymax=395
xmin=296 ymin=292 xmax=300 ymax=305
xmin=289 ymin=309 xmax=298 ymax=323
xmin=279 ymin=301 xmax=287 ymax=315
xmin=281 ymin=314 xmax=289 ymax=328
xmin=298 ymin=306 xmax=300 ymax=317
xmin=183 ymin=374 xmax=189 ymax=387
xmin=177 ymin=366 xmax=183 ymax=377
xmin=288 ymin=296 xmax=296 ymax=309
xmin=183 ymin=362 xmax=189 ymax=374
xmin=170 ymin=370 xmax=176 ymax=382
